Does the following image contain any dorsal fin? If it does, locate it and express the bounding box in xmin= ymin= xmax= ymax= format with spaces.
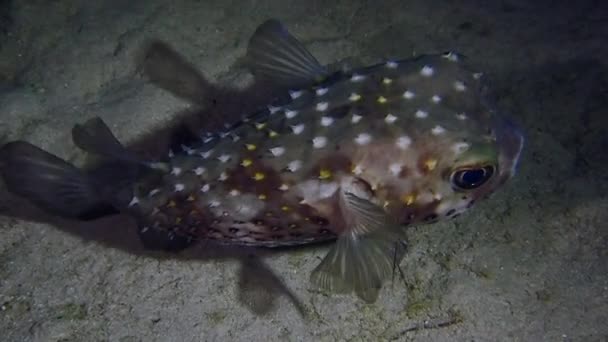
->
xmin=246 ymin=19 xmax=328 ymax=88
xmin=72 ymin=117 xmax=168 ymax=171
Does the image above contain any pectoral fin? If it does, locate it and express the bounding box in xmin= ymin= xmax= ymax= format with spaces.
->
xmin=310 ymin=192 xmax=406 ymax=302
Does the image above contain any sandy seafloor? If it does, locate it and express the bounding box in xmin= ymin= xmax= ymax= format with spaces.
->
xmin=0 ymin=0 xmax=606 ymax=341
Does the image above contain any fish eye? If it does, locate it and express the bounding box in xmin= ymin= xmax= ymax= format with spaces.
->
xmin=450 ymin=165 xmax=495 ymax=190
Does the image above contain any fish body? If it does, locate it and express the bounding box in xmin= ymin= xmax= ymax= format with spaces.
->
xmin=133 ymin=53 xmax=511 ymax=246
xmin=0 ymin=20 xmax=524 ymax=301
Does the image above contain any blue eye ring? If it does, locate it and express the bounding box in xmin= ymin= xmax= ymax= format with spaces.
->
xmin=450 ymin=165 xmax=495 ymax=190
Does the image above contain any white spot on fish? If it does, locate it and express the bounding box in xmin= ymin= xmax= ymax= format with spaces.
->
xmin=313 ymin=136 xmax=327 ymax=148
xmin=174 ymin=183 xmax=185 ymax=192
xmin=289 ymin=90 xmax=303 ymax=99
xmin=351 ymin=114 xmax=362 ymax=124
xmin=351 ymin=74 xmax=365 ymax=82
xmin=287 ymin=160 xmax=302 ymax=172
xmin=194 ymin=167 xmax=206 ymax=175
xmin=321 ymin=116 xmax=334 ymax=127
xmin=389 ymin=163 xmax=402 ymax=176
xmin=443 ymin=51 xmax=459 ymax=62
xmin=285 ymin=109 xmax=298 ymax=119
xmin=219 ymin=172 xmax=228 ymax=181
xmin=141 ymin=226 xmax=149 ymax=233
xmin=319 ymin=182 xmax=339 ymax=199
xmin=385 ymin=60 xmax=398 ymax=68
xmin=279 ymin=184 xmax=290 ymax=191
xmin=201 ymin=184 xmax=210 ymax=193
xmin=433 ymin=192 xmax=443 ymax=201
xmin=396 ymin=135 xmax=412 ymax=150
xmin=431 ymin=95 xmax=442 ymax=103
xmin=203 ymin=136 xmax=214 ymax=143
xmin=452 ymin=142 xmax=470 ymax=154
xmin=229 ymin=189 xmax=240 ymax=196
xmin=316 ymin=87 xmax=329 ymax=96
xmin=473 ymin=72 xmax=483 ymax=80
xmin=349 ymin=93 xmax=362 ymax=102
xmin=148 ymin=189 xmax=160 ymax=197
xmin=456 ymin=113 xmax=468 ymax=120
xmin=182 ymin=145 xmax=195 ymax=155
xmin=297 ymin=180 xmax=339 ymax=204
xmin=291 ymin=123 xmax=305 ymax=135
xmin=385 ymin=113 xmax=397 ymax=124
xmin=269 ymin=146 xmax=285 ymax=157
xmin=171 ymin=167 xmax=182 ymax=176
xmin=355 ymin=133 xmax=372 ymax=145
xmin=217 ymin=154 xmax=231 ymax=163
xmin=352 ymin=164 xmax=363 ymax=175
xmin=432 ymin=125 xmax=446 ymax=135
xmin=201 ymin=150 xmax=213 ymax=159
xmin=267 ymin=105 xmax=281 ymax=114
xmin=415 ymin=109 xmax=428 ymax=118
xmin=128 ymin=196 xmax=139 ymax=207
xmin=209 ymin=200 xmax=221 ymax=208
xmin=315 ymin=102 xmax=329 ymax=112
xmin=420 ymin=65 xmax=434 ymax=77
xmin=382 ymin=77 xmax=393 ymax=85
xmin=454 ymin=81 xmax=467 ymax=91
xmin=403 ymin=90 xmax=415 ymax=99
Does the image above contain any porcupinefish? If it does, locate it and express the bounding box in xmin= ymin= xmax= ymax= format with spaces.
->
xmin=0 ymin=19 xmax=524 ymax=302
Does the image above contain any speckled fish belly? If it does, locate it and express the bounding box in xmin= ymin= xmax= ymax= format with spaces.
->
xmin=0 ymin=19 xmax=524 ymax=302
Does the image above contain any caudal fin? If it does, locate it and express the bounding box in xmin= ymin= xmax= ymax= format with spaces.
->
xmin=0 ymin=141 xmax=116 ymax=220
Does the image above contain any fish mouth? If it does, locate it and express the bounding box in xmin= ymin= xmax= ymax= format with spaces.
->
xmin=494 ymin=115 xmax=525 ymax=180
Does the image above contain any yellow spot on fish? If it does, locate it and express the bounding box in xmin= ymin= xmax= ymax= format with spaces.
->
xmin=253 ymin=172 xmax=266 ymax=181
xmin=258 ymin=194 xmax=267 ymax=200
xmin=424 ymin=158 xmax=438 ymax=171
xmin=281 ymin=205 xmax=290 ymax=212
xmin=319 ymin=168 xmax=332 ymax=180
xmin=167 ymin=200 xmax=176 ymax=208
xmin=175 ymin=217 xmax=182 ymax=224
xmin=377 ymin=96 xmax=388 ymax=104
xmin=241 ymin=158 xmax=253 ymax=167
xmin=245 ymin=144 xmax=257 ymax=151
xmin=401 ymin=193 xmax=416 ymax=206
xmin=382 ymin=77 xmax=392 ymax=85
xmin=187 ymin=194 xmax=196 ymax=201
xmin=255 ymin=122 xmax=266 ymax=130
xmin=383 ymin=201 xmax=390 ymax=209
xmin=268 ymin=130 xmax=279 ymax=138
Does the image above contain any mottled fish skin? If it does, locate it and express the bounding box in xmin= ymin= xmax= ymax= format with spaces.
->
xmin=0 ymin=20 xmax=524 ymax=302
xmin=127 ymin=52 xmax=523 ymax=248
